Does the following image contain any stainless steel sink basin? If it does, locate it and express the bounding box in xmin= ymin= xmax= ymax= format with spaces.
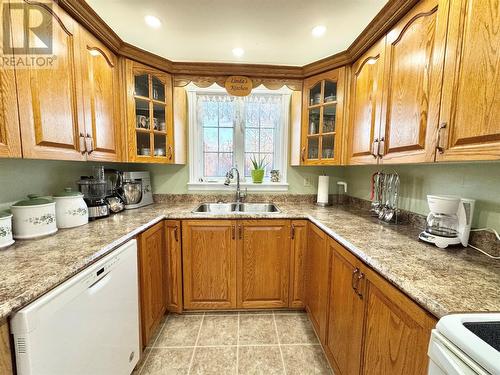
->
xmin=192 ymin=202 xmax=280 ymax=214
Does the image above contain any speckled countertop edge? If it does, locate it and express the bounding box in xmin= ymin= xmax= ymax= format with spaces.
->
xmin=0 ymin=202 xmax=498 ymax=322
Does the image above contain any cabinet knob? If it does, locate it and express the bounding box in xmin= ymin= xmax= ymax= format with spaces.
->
xmin=174 ymin=226 xmax=179 ymax=242
xmin=371 ymin=139 xmax=379 ymax=158
xmin=378 ymin=137 xmax=385 ymax=157
xmin=86 ymin=133 xmax=94 ymax=154
xmin=351 ymin=268 xmax=359 ymax=291
xmin=291 ymin=224 xmax=295 ymax=239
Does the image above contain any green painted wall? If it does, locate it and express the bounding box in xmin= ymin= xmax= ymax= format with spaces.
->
xmin=1 ymin=158 xmax=499 ymax=231
xmin=342 ymin=162 xmax=500 ymax=231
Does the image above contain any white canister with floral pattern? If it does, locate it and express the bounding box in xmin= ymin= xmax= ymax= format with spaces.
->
xmin=11 ymin=195 xmax=58 ymax=239
xmin=0 ymin=212 xmax=14 ymax=249
xmin=53 ymin=188 xmax=88 ymax=229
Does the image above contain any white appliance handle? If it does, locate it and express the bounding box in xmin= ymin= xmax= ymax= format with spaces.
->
xmin=87 ymin=272 xmax=112 ymax=295
xmin=429 ymin=339 xmax=478 ymax=375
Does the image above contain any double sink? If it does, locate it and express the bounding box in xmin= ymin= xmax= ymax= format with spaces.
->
xmin=192 ymin=202 xmax=280 ymax=214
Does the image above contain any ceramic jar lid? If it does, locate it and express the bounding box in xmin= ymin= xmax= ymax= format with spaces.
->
xmin=53 ymin=188 xmax=84 ymax=198
xmin=0 ymin=211 xmax=12 ymax=218
xmin=12 ymin=194 xmax=54 ymax=207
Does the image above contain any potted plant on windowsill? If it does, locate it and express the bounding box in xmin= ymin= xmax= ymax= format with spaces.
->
xmin=250 ymin=155 xmax=269 ymax=184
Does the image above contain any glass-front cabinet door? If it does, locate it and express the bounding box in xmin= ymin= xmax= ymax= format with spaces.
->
xmin=301 ymin=67 xmax=345 ymax=165
xmin=126 ymin=60 xmax=173 ymax=163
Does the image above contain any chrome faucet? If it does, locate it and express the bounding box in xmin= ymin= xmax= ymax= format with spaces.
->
xmin=224 ymin=167 xmax=247 ymax=203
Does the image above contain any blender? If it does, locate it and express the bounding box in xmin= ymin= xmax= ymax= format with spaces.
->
xmin=77 ymin=167 xmax=110 ymax=220
xmin=419 ymin=195 xmax=475 ymax=248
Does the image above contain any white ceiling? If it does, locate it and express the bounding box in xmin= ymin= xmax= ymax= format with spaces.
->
xmin=86 ymin=0 xmax=388 ymax=66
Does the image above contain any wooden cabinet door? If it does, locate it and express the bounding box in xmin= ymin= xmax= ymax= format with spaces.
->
xmin=301 ymin=68 xmax=345 ymax=165
xmin=378 ymin=0 xmax=449 ymax=164
xmin=165 ymin=220 xmax=183 ymax=313
xmin=13 ymin=2 xmax=86 ymax=160
xmin=361 ymin=267 xmax=436 ymax=375
xmin=305 ymin=223 xmax=330 ymax=343
xmin=182 ymin=220 xmax=237 ymax=309
xmin=237 ymin=220 xmax=291 ymax=309
xmin=325 ymin=239 xmax=365 ymax=375
xmin=0 ymin=0 xmax=21 ymax=158
xmin=289 ymin=220 xmax=307 ymax=308
xmin=138 ymin=221 xmax=167 ymax=347
xmin=80 ymin=29 xmax=121 ymax=161
xmin=437 ymin=0 xmax=500 ymax=161
xmin=347 ymin=39 xmax=385 ymax=165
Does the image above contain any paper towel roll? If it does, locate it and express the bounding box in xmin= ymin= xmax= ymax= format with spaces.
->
xmin=317 ymin=175 xmax=330 ymax=205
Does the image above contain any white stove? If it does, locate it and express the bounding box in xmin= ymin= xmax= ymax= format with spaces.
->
xmin=428 ymin=313 xmax=500 ymax=375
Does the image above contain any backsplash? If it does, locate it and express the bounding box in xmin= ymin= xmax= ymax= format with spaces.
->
xmin=1 ymin=158 xmax=499 ymax=233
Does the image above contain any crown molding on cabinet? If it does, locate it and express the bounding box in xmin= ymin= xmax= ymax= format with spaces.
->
xmin=59 ymin=0 xmax=419 ymax=79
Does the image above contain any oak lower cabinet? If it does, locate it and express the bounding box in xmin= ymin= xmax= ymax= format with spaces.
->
xmin=165 ymin=220 xmax=183 ymax=313
xmin=182 ymin=219 xmax=296 ymax=310
xmin=289 ymin=220 xmax=308 ymax=308
xmin=436 ymin=0 xmax=500 ymax=161
xmin=138 ymin=221 xmax=167 ymax=348
xmin=305 ymin=223 xmax=330 ymax=343
xmin=325 ymin=238 xmax=437 ymax=375
xmin=237 ymin=220 xmax=291 ymax=308
xmin=182 ymin=220 xmax=237 ymax=309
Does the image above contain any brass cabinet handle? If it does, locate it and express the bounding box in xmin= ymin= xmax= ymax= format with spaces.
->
xmin=351 ymin=268 xmax=360 ymax=292
xmin=86 ymin=133 xmax=94 ymax=154
xmin=436 ymin=122 xmax=447 ymax=154
xmin=238 ymin=225 xmax=243 ymax=240
xmin=378 ymin=137 xmax=385 ymax=157
xmin=291 ymin=224 xmax=295 ymax=240
xmin=79 ymin=132 xmax=86 ymax=154
xmin=168 ymin=145 xmax=173 ymax=160
xmin=301 ymin=146 xmax=306 ymax=162
xmin=355 ymin=272 xmax=365 ymax=299
xmin=231 ymin=225 xmax=236 ymax=240
xmin=371 ymin=139 xmax=379 ymax=158
xmin=174 ymin=225 xmax=179 ymax=242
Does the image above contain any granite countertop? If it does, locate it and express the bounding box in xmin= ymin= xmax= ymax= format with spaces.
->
xmin=0 ymin=201 xmax=498 ymax=321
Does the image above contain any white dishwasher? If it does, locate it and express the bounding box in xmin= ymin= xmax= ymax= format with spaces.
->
xmin=11 ymin=239 xmax=140 ymax=375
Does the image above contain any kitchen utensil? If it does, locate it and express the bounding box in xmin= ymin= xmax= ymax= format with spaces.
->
xmin=419 ymin=195 xmax=475 ymax=248
xmin=122 ymin=180 xmax=143 ymax=205
xmin=11 ymin=195 xmax=57 ymax=239
xmin=53 ymin=188 xmax=88 ymax=229
xmin=0 ymin=211 xmax=14 ymax=249
xmin=378 ymin=174 xmax=393 ymax=219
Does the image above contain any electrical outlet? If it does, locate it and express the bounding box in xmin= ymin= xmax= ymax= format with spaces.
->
xmin=303 ymin=176 xmax=312 ymax=187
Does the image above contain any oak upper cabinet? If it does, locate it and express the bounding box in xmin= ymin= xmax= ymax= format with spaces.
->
xmin=436 ymin=0 xmax=500 ymax=161
xmin=361 ymin=267 xmax=436 ymax=375
xmin=138 ymin=221 xmax=167 ymax=348
xmin=378 ymin=0 xmax=449 ymax=164
xmin=125 ymin=60 xmax=174 ymax=163
xmin=0 ymin=0 xmax=21 ymax=158
xmin=165 ymin=220 xmax=183 ymax=313
xmin=13 ymin=2 xmax=86 ymax=160
xmin=289 ymin=220 xmax=307 ymax=308
xmin=182 ymin=220 xmax=237 ymax=309
xmin=237 ymin=220 xmax=291 ymax=308
xmin=325 ymin=239 xmax=366 ymax=375
xmin=79 ymin=29 xmax=121 ymax=161
xmin=347 ymin=39 xmax=385 ymax=165
xmin=301 ymin=68 xmax=345 ymax=165
xmin=305 ymin=223 xmax=330 ymax=343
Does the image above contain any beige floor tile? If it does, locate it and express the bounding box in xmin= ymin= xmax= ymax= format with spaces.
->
xmin=140 ymin=348 xmax=193 ymax=375
xmin=239 ymin=314 xmax=278 ymax=345
xmin=197 ymin=315 xmax=239 ymax=346
xmin=132 ymin=348 xmax=150 ymax=375
xmin=275 ymin=314 xmax=319 ymax=344
xmin=154 ymin=315 xmax=203 ymax=347
xmin=190 ymin=346 xmax=237 ymax=375
xmin=238 ymin=346 xmax=285 ymax=375
xmin=281 ymin=345 xmax=332 ymax=375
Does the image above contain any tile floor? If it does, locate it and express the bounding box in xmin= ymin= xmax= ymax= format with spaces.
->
xmin=133 ymin=310 xmax=333 ymax=375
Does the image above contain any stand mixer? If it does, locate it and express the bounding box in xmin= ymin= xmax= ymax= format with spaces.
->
xmin=419 ymin=195 xmax=475 ymax=248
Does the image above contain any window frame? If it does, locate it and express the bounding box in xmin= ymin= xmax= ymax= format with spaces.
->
xmin=187 ymin=84 xmax=290 ymax=191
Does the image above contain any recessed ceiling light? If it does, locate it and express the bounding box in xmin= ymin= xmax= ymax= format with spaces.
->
xmin=232 ymin=47 xmax=245 ymax=58
xmin=144 ymin=15 xmax=162 ymax=29
xmin=312 ymin=25 xmax=326 ymax=38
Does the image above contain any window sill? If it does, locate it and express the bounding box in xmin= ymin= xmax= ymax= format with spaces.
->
xmin=187 ymin=182 xmax=289 ymax=192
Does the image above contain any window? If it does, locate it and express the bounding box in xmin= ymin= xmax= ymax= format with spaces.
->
xmin=188 ymin=85 xmax=290 ymax=191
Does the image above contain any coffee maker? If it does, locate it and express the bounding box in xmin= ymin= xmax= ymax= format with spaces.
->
xmin=419 ymin=195 xmax=475 ymax=248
